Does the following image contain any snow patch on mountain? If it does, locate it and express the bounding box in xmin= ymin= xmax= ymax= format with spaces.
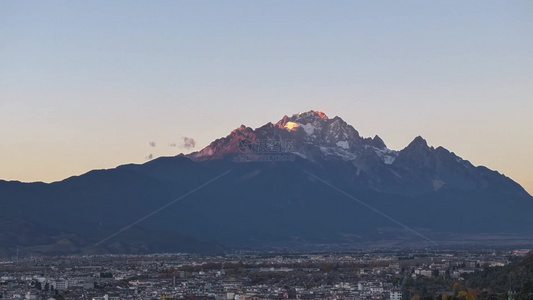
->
xmin=299 ymin=123 xmax=316 ymax=136
xmin=320 ymin=146 xmax=357 ymax=160
xmin=336 ymin=140 xmax=349 ymax=149
xmin=374 ymin=147 xmax=398 ymax=165
xmin=383 ymin=156 xmax=396 ymax=165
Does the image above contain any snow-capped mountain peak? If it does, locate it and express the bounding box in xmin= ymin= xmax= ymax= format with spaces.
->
xmin=184 ymin=109 xmax=533 ymax=198
xmin=292 ymin=110 xmax=329 ymax=121
xmin=189 ymin=110 xmax=398 ymax=165
xmin=276 ymin=110 xmax=327 ymax=128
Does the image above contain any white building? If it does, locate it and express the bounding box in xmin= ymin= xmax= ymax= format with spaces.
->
xmin=52 ymin=279 xmax=69 ymax=291
xmin=390 ymin=290 xmax=402 ymax=300
xmin=92 ymin=294 xmax=120 ymax=300
xmin=420 ymin=269 xmax=433 ymax=277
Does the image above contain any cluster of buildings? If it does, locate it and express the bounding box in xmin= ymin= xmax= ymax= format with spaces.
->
xmin=0 ymin=249 xmax=517 ymax=300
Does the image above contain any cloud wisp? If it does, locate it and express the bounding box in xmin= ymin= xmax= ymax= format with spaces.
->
xmin=180 ymin=137 xmax=196 ymax=150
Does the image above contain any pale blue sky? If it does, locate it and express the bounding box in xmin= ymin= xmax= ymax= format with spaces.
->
xmin=1 ymin=1 xmax=532 ymax=192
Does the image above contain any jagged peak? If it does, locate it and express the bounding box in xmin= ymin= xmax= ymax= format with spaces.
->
xmin=290 ymin=110 xmax=329 ymax=122
xmin=407 ymin=136 xmax=429 ymax=149
xmin=275 ymin=115 xmax=290 ymax=128
xmin=435 ymin=146 xmax=450 ymax=153
xmin=275 ymin=110 xmax=330 ymax=129
xmin=372 ymin=135 xmax=387 ymax=149
xmin=232 ymin=124 xmax=251 ymax=133
xmin=191 ymin=110 xmax=380 ymax=161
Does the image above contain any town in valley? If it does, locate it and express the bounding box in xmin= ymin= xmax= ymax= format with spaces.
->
xmin=1 ymin=248 xmax=530 ymax=300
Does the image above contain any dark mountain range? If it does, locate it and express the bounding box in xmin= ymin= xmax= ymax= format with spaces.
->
xmin=1 ymin=110 xmax=532 ymax=256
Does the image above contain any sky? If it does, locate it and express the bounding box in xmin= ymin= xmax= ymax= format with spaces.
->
xmin=1 ymin=1 xmax=532 ymax=193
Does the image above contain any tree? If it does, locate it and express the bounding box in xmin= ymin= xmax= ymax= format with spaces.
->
xmin=517 ymin=281 xmax=533 ymax=300
xmin=453 ymin=282 xmax=462 ymax=293
xmin=458 ymin=289 xmax=477 ymax=300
